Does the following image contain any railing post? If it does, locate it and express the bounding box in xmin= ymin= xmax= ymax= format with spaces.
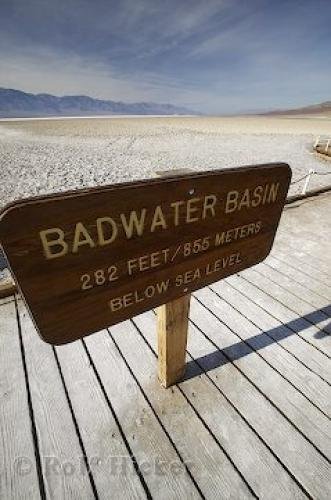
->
xmin=302 ymin=169 xmax=315 ymax=195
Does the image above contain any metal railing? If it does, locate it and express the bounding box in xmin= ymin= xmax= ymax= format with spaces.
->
xmin=291 ymin=168 xmax=331 ymax=194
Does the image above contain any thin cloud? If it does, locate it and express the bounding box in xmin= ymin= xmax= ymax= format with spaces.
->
xmin=0 ymin=0 xmax=330 ymax=113
xmin=0 ymin=46 xmax=207 ymax=109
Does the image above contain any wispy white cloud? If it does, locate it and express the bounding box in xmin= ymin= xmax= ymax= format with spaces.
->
xmin=0 ymin=0 xmax=330 ymax=113
xmin=0 ymin=46 xmax=207 ymax=109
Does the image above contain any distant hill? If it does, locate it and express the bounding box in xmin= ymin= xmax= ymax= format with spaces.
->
xmin=0 ymin=87 xmax=195 ymax=118
xmin=262 ymin=101 xmax=331 ymax=116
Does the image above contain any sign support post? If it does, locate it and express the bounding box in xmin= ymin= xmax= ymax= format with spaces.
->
xmin=155 ymin=169 xmax=194 ymax=388
xmin=157 ymin=294 xmax=191 ymax=387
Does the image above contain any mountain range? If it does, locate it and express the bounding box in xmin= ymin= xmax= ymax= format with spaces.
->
xmin=262 ymin=101 xmax=331 ymax=116
xmin=0 ymin=87 xmax=194 ymax=118
xmin=0 ymin=87 xmax=330 ymax=118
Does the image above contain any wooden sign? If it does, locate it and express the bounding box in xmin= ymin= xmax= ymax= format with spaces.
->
xmin=0 ymin=163 xmax=291 ymax=345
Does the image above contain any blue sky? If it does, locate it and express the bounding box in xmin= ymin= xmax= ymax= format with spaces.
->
xmin=0 ymin=0 xmax=330 ymax=113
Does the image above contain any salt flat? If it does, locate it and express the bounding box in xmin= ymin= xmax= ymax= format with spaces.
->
xmin=0 ymin=115 xmax=330 ymax=209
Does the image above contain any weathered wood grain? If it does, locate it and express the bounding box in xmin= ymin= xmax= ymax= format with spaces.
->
xmin=17 ymin=299 xmax=95 ymax=499
xmin=0 ymin=300 xmax=41 ymax=500
xmin=109 ymin=318 xmax=254 ymax=499
xmin=315 ymin=144 xmax=331 ymax=158
xmin=224 ymin=274 xmax=331 ymax=382
xmin=134 ymin=310 xmax=307 ymax=499
xmin=281 ymin=194 xmax=331 ymax=264
xmin=55 ymin=338 xmax=146 ymax=499
xmin=265 ymin=255 xmax=331 ymax=301
xmin=188 ymin=294 xmax=331 ymax=498
xmin=255 ymin=261 xmax=330 ymax=313
xmin=84 ymin=328 xmax=201 ymax=499
xmin=211 ymin=278 xmax=331 ymax=415
xmin=271 ymin=244 xmax=331 ymax=286
xmin=0 ymin=295 xmax=15 ymax=307
xmin=241 ymin=268 xmax=331 ymax=353
xmin=194 ymin=289 xmax=331 ymax=458
xmin=157 ymin=295 xmax=190 ymax=387
xmin=276 ymin=195 xmax=331 ymax=278
xmin=155 ymin=169 xmax=192 ymax=388
xmin=0 ymin=280 xmax=16 ymax=299
xmin=275 ymin=232 xmax=331 ymax=270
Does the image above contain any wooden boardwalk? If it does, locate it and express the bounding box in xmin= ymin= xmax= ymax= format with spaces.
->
xmin=314 ymin=137 xmax=331 ymax=158
xmin=1 ymin=192 xmax=330 ymax=499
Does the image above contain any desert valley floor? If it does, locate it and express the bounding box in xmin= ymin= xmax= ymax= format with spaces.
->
xmin=0 ymin=115 xmax=331 ymax=209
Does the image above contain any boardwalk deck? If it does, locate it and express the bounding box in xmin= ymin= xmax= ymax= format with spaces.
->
xmin=314 ymin=137 xmax=331 ymax=158
xmin=1 ymin=192 xmax=330 ymax=499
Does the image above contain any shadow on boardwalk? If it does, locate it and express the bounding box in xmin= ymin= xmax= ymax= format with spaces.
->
xmin=184 ymin=304 xmax=330 ymax=381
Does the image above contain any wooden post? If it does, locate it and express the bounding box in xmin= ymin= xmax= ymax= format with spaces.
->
xmin=157 ymin=294 xmax=190 ymax=388
xmin=302 ymin=168 xmax=314 ymax=195
xmin=156 ymin=168 xmax=193 ymax=388
xmin=313 ymin=136 xmax=320 ymax=149
xmin=0 ymin=277 xmax=16 ymax=299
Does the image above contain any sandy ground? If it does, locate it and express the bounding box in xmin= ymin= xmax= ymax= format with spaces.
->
xmin=0 ymin=115 xmax=330 ymax=211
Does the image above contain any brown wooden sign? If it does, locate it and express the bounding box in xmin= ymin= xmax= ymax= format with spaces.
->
xmin=0 ymin=163 xmax=291 ymax=345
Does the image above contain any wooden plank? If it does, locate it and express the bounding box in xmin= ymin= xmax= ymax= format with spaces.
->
xmin=280 ymin=195 xmax=331 ymax=262
xmin=256 ymin=261 xmax=330 ymax=312
xmin=157 ymin=294 xmax=190 ymax=387
xmin=134 ymin=311 xmax=307 ymax=499
xmin=241 ymin=268 xmax=331 ymax=353
xmin=187 ymin=294 xmax=331 ymax=499
xmin=0 ymin=295 xmax=15 ymax=307
xmin=285 ymin=190 xmax=331 ymax=220
xmin=278 ymin=234 xmax=331 ymax=266
xmin=286 ymin=193 xmax=331 ymax=228
xmin=0 ymin=300 xmax=41 ymax=500
xmin=240 ymin=271 xmax=330 ymax=356
xmin=108 ymin=318 xmax=255 ymax=498
xmin=0 ymin=269 xmax=16 ymax=299
xmin=226 ymin=274 xmax=331 ymax=379
xmin=265 ymin=255 xmax=331 ymax=301
xmin=210 ymin=279 xmax=331 ymax=415
xmin=0 ymin=280 xmax=16 ymax=299
xmin=275 ymin=195 xmax=331 ymax=272
xmin=16 ymin=299 xmax=95 ymax=499
xmin=55 ymin=338 xmax=146 ymax=499
xmin=274 ymin=235 xmax=331 ymax=273
xmin=84 ymin=329 xmax=202 ymax=498
xmin=271 ymin=244 xmax=331 ymax=286
xmin=0 ymin=163 xmax=291 ymax=344
xmin=194 ymin=289 xmax=331 ymax=458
